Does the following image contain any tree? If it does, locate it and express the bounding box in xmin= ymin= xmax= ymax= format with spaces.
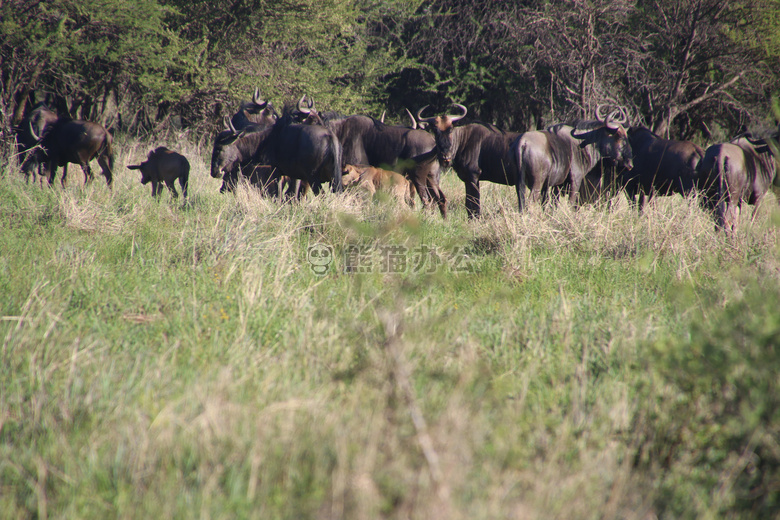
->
xmin=165 ymin=0 xmax=421 ymax=127
xmin=621 ymin=0 xmax=780 ymax=138
xmin=0 ymin=0 xmax=205 ymax=134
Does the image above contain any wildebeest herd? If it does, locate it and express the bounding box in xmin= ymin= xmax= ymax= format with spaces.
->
xmin=13 ymin=89 xmax=780 ymax=231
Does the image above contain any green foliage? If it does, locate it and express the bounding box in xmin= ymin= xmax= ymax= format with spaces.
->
xmin=1 ymin=0 xmax=203 ymax=114
xmin=3 ymin=0 xmax=779 ymax=136
xmin=165 ymin=0 xmax=421 ymax=118
xmin=638 ymin=277 xmax=780 ymax=518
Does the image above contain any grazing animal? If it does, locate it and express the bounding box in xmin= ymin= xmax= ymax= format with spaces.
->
xmin=297 ymin=95 xmax=447 ymax=216
xmin=212 ymin=111 xmax=342 ymax=196
xmin=24 ymin=108 xmax=114 ymax=187
xmin=514 ymin=106 xmax=634 ymax=208
xmin=696 ymin=131 xmax=778 ymax=231
xmin=257 ymin=112 xmax=343 ymax=195
xmin=17 ymin=103 xmax=59 ymax=183
xmin=418 ymin=103 xmax=521 ymax=218
xmin=211 ymin=120 xmax=273 ymax=193
xmin=210 ymin=119 xmax=307 ymax=199
xmin=127 ymin=147 xmax=190 ymax=199
xmin=342 ymin=164 xmax=415 ymax=205
xmin=619 ymin=126 xmax=704 ymax=209
xmin=219 ymin=89 xmax=279 ymax=194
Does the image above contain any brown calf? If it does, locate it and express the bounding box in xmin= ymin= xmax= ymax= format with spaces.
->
xmin=342 ymin=164 xmax=415 ymax=206
xmin=128 ymin=147 xmax=190 ymax=199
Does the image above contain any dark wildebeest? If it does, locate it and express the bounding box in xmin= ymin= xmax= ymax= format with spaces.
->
xmin=211 ymin=118 xmax=307 ymax=198
xmin=219 ymin=90 xmax=279 ymax=193
xmin=127 ymin=147 xmax=190 ymax=199
xmin=212 ymin=111 xmax=342 ymax=196
xmin=417 ymin=103 xmax=522 ymax=219
xmin=213 ymin=118 xmax=277 ymax=194
xmin=616 ymin=126 xmax=704 ymax=209
xmin=696 ymin=130 xmax=778 ymax=231
xmin=297 ymin=95 xmax=447 ymax=216
xmin=514 ymin=106 xmax=634 ymax=208
xmin=17 ymin=103 xmax=60 ymax=183
xmin=25 ymin=110 xmax=114 ymax=187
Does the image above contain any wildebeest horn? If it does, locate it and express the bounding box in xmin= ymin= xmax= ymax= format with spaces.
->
xmin=570 ymin=126 xmax=593 ymax=140
xmin=449 ymin=103 xmax=468 ymax=123
xmin=745 ymin=135 xmax=767 ymax=146
xmin=298 ymin=94 xmax=315 ymax=115
xmin=379 ymin=110 xmax=385 ymax=123
xmin=617 ymin=105 xmax=629 ymax=125
xmin=28 ymin=120 xmax=41 ymax=141
xmin=227 ymin=117 xmax=238 ymax=135
xmin=605 ymin=109 xmax=621 ymax=130
xmin=595 ymin=104 xmax=607 ymax=122
xmin=405 ymin=108 xmax=417 ymax=129
xmin=252 ymin=88 xmax=268 ymax=108
xmin=596 ymin=104 xmax=629 ymax=129
xmin=417 ymin=105 xmax=436 ymax=125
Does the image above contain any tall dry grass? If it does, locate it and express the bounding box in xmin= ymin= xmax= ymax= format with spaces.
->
xmin=1 ymin=135 xmax=779 ymax=519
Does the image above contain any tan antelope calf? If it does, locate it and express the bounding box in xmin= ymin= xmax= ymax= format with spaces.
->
xmin=342 ymin=164 xmax=415 ymax=206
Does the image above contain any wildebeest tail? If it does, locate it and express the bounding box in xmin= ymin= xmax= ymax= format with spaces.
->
xmin=328 ymin=133 xmax=343 ymax=193
xmin=103 ymin=133 xmax=115 ymax=172
xmin=97 ymin=131 xmax=115 ymax=185
xmin=515 ymin=139 xmax=528 ymax=212
xmin=715 ymin=154 xmax=729 ymax=229
xmin=181 ymin=157 xmax=191 ymax=199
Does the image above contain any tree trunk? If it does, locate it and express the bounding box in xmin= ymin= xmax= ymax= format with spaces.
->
xmin=653 ymin=73 xmax=745 ymax=138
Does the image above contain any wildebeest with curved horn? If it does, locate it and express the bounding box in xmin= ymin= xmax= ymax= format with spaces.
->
xmin=25 ymin=108 xmax=114 ymax=187
xmin=16 ymin=103 xmax=60 ymax=183
xmin=418 ymin=103 xmax=521 ymax=219
xmin=128 ymin=147 xmax=190 ymax=199
xmin=212 ymin=110 xmax=342 ymax=196
xmin=514 ymin=105 xmax=634 ymax=208
xmin=218 ymin=90 xmax=280 ymax=193
xmin=211 ymin=116 xmax=287 ymax=195
xmin=696 ymin=130 xmax=778 ymax=231
xmin=230 ymin=88 xmax=278 ymax=130
xmin=618 ymin=126 xmax=704 ymax=209
xmin=297 ymin=95 xmax=447 ymax=216
xmin=212 ymin=117 xmax=279 ymax=194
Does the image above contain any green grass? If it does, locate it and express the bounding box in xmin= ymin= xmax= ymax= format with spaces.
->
xmin=1 ymin=137 xmax=779 ymax=519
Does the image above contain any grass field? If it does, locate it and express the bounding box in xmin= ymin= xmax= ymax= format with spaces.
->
xmin=1 ymin=135 xmax=779 ymax=519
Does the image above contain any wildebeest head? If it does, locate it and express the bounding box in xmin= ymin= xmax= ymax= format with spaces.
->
xmin=231 ymin=88 xmax=278 ymax=130
xmin=17 ymin=104 xmax=59 ymax=175
xmin=570 ymin=105 xmax=634 ymax=170
xmin=210 ymin=118 xmax=245 ymax=179
xmin=25 ymin=105 xmax=62 ymax=146
xmin=295 ymin=94 xmax=326 ymax=126
xmin=416 ymin=104 xmax=468 ymax=165
xmin=127 ymin=147 xmax=167 ymax=185
xmin=26 ymin=104 xmax=59 ymax=140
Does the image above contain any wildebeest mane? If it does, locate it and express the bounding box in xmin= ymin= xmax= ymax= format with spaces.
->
xmin=553 ymin=120 xmax=607 ymax=132
xmin=739 ymin=140 xmax=771 ymax=184
xmin=546 ymin=131 xmax=572 ymax=159
xmin=470 ymin=120 xmax=505 ymax=134
xmin=308 ymin=111 xmax=344 ymax=124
